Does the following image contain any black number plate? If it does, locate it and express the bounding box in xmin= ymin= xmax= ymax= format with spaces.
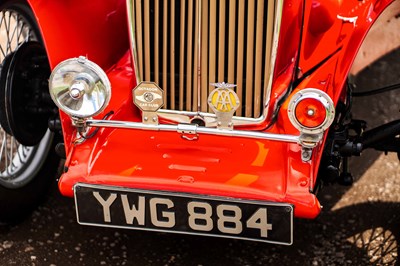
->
xmin=74 ymin=184 xmax=293 ymax=245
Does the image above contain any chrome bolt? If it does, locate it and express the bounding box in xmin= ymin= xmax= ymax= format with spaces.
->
xmin=69 ymin=82 xmax=85 ymax=99
xmin=69 ymin=88 xmax=81 ymax=99
xmin=301 ymin=148 xmax=312 ymax=161
xmin=78 ymin=56 xmax=87 ymax=63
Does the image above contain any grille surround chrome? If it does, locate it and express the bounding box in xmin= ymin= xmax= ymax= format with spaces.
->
xmin=126 ymin=0 xmax=284 ymax=127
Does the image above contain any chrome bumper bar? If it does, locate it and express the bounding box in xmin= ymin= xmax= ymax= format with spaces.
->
xmin=86 ymin=119 xmax=300 ymax=144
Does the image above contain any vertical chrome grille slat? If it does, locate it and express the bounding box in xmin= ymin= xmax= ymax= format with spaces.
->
xmin=194 ymin=0 xmax=200 ymax=112
xmin=128 ymin=0 xmax=278 ymax=120
xmin=179 ymin=0 xmax=186 ymax=111
xmin=186 ymin=0 xmax=194 ymax=111
xmin=254 ymin=0 xmax=265 ymax=118
xmin=245 ymin=0 xmax=255 ymax=117
xmin=144 ymin=0 xmax=151 ymax=81
xmin=217 ymin=0 xmax=226 ymax=83
xmin=227 ymin=0 xmax=236 ymax=85
xmin=200 ymin=0 xmax=208 ymax=113
xmin=236 ymin=0 xmax=245 ymax=117
xmin=209 ymin=0 xmax=217 ymax=114
xmin=264 ymin=0 xmax=276 ymax=106
xmin=135 ymin=0 xmax=143 ymax=79
xmin=154 ymin=0 xmax=160 ymax=84
xmin=162 ymin=0 xmax=168 ymax=108
xmin=170 ymin=0 xmax=176 ymax=109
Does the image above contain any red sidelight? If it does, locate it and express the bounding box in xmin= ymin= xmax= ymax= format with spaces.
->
xmin=287 ymin=89 xmax=335 ymax=136
xmin=294 ymin=98 xmax=327 ymax=128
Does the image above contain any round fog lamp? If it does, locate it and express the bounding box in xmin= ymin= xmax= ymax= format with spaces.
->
xmin=48 ymin=56 xmax=111 ymax=118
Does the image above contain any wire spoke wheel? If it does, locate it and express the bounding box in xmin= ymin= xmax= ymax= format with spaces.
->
xmin=0 ymin=132 xmax=32 ymax=178
xmin=0 ymin=8 xmax=52 ymax=188
xmin=0 ymin=0 xmax=60 ymax=224
xmin=0 ymin=9 xmax=34 ymax=62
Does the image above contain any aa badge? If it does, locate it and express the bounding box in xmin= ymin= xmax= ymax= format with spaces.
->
xmin=208 ymin=82 xmax=240 ymax=129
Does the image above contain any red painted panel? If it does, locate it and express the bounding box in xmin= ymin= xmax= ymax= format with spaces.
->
xmin=28 ymin=0 xmax=129 ymax=69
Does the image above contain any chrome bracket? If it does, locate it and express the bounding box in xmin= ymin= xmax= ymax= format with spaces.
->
xmin=71 ymin=117 xmax=88 ymax=133
xmin=142 ymin=112 xmax=159 ymax=125
xmin=299 ymin=133 xmax=322 ymax=162
xmin=177 ymin=124 xmax=199 ymax=141
xmin=299 ymin=133 xmax=323 ymax=149
xmin=71 ymin=117 xmax=89 ymax=144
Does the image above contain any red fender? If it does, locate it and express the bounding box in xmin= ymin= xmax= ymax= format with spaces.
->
xmin=299 ymin=0 xmax=395 ymax=79
xmin=279 ymin=0 xmax=397 ymax=192
xmin=27 ymin=0 xmax=129 ymax=70
xmin=27 ymin=0 xmax=130 ymax=152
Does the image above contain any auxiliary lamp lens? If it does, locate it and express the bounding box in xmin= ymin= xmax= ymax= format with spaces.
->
xmin=295 ymin=98 xmax=326 ymax=128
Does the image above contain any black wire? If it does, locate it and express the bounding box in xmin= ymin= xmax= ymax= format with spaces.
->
xmin=337 ymin=82 xmax=353 ymax=125
xmin=352 ymin=83 xmax=400 ymax=97
xmin=80 ymin=111 xmax=114 ymax=139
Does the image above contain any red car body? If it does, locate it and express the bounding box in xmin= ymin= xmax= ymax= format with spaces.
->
xmin=24 ymin=0 xmax=395 ymax=241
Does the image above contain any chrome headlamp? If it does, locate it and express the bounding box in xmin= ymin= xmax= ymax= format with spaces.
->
xmin=49 ymin=56 xmax=111 ymax=119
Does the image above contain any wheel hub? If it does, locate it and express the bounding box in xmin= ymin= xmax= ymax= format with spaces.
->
xmin=0 ymin=41 xmax=53 ymax=146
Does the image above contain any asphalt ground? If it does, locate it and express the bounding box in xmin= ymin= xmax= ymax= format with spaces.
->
xmin=0 ymin=49 xmax=399 ymax=266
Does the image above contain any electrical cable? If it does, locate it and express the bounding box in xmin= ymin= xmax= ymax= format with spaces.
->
xmin=352 ymin=83 xmax=400 ymax=97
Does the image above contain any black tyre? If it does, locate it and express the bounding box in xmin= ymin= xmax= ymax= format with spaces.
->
xmin=0 ymin=0 xmax=60 ymax=224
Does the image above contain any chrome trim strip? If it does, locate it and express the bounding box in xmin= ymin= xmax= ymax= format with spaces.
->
xmin=126 ymin=0 xmax=141 ymax=82
xmin=126 ymin=0 xmax=285 ymax=127
xmin=86 ymin=119 xmax=299 ymax=143
xmin=263 ymin=0 xmax=284 ymax=118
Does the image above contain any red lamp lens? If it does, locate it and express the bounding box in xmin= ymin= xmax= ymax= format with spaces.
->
xmin=295 ymin=98 xmax=326 ymax=128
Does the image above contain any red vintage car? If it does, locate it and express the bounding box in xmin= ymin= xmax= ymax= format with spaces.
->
xmin=0 ymin=0 xmax=397 ymax=245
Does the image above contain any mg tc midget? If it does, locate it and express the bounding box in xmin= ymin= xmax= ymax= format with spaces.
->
xmin=0 ymin=0 xmax=398 ymax=245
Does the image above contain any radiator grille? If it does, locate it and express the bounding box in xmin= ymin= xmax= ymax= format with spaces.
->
xmin=129 ymin=0 xmax=277 ymax=118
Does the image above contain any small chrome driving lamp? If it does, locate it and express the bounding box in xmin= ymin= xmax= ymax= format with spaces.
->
xmin=48 ymin=56 xmax=111 ymax=123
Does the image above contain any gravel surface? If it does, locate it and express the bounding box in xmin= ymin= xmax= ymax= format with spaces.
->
xmin=0 ymin=50 xmax=399 ymax=266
